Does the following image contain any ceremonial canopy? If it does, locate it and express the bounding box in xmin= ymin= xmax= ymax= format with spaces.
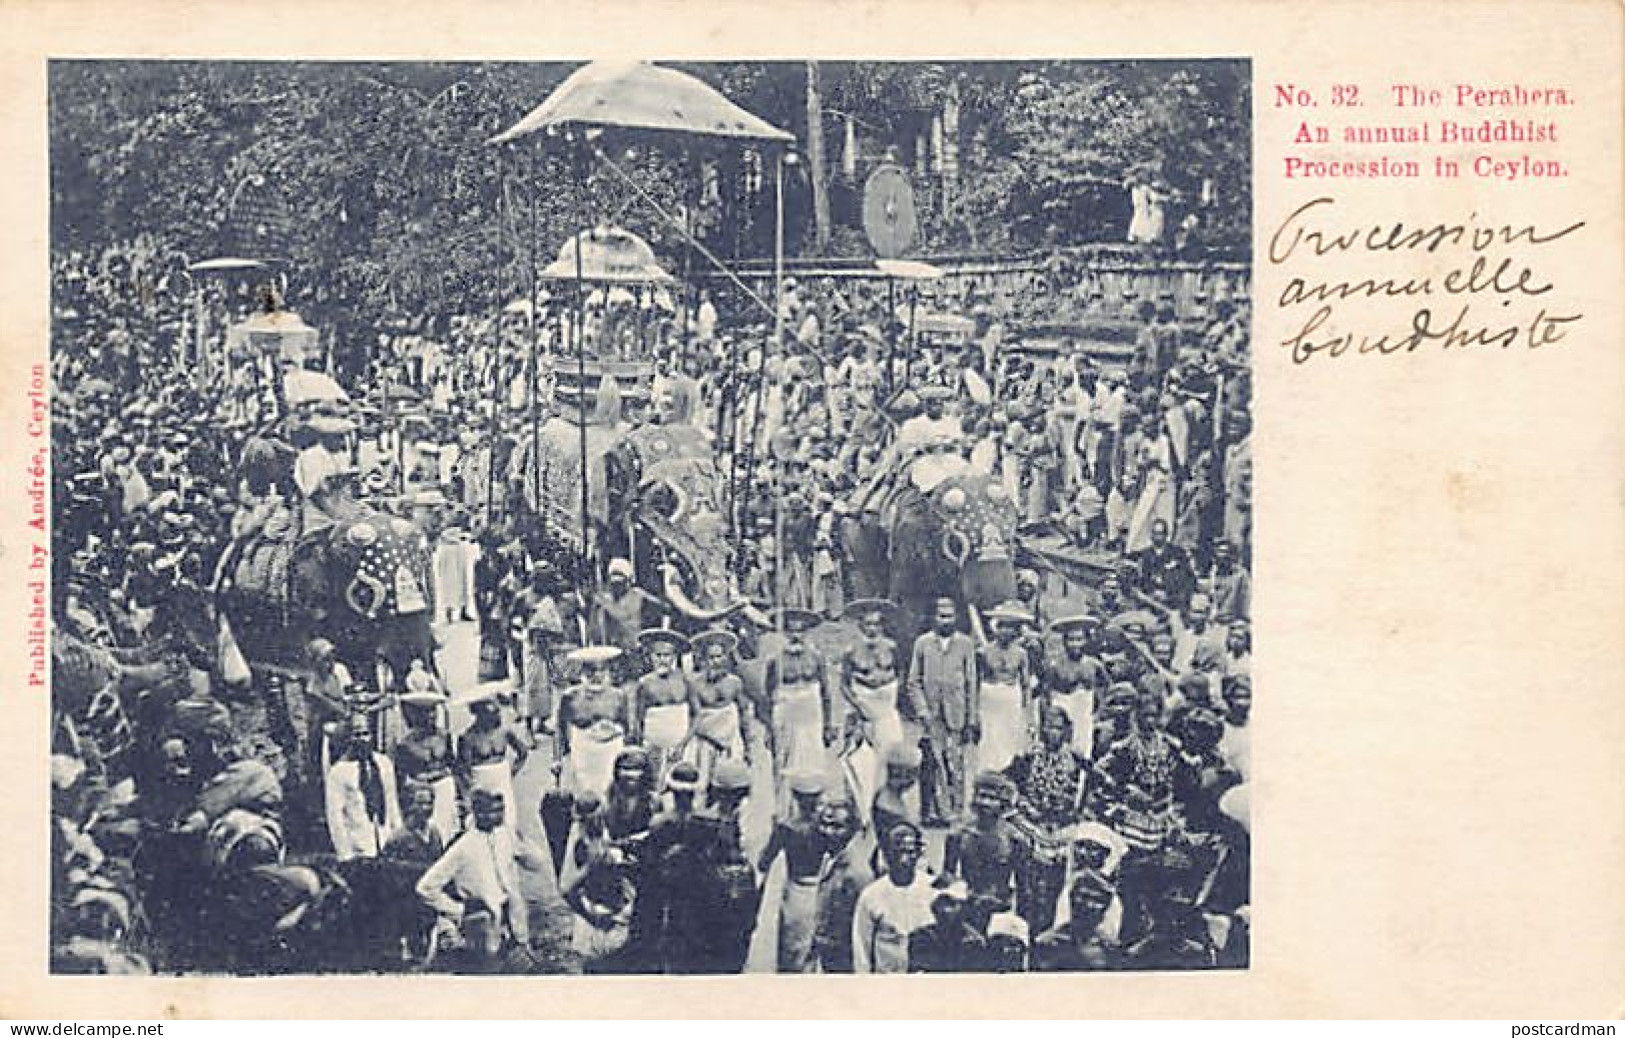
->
xmin=490 ymin=60 xmax=794 ymax=145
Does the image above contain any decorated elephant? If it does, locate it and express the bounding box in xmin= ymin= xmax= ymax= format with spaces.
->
xmin=216 ymin=492 xmax=437 ymax=682
xmin=849 ymin=456 xmax=1021 ymax=659
xmin=522 ymin=417 xmax=760 ymax=630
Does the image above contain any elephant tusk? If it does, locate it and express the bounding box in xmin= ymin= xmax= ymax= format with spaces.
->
xmin=657 ymin=563 xmax=750 ymax=624
xmin=739 ymin=603 xmax=774 ymax=629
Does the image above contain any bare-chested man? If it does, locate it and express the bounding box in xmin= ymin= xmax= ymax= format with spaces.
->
xmin=838 ymin=598 xmax=905 ymax=817
xmin=456 ymin=681 xmax=530 ymax=830
xmin=632 ymin=628 xmax=692 ymax=788
xmin=977 ymin=602 xmax=1035 ymax=775
xmin=767 ymin=607 xmax=836 ymax=816
xmin=943 ymin=770 xmax=1028 ymax=917
xmin=759 ymin=770 xmax=830 ymax=972
xmin=685 ymin=628 xmax=750 ymax=790
xmin=556 ymin=645 xmax=631 ymax=802
xmin=1040 ymin=614 xmax=1106 ymax=758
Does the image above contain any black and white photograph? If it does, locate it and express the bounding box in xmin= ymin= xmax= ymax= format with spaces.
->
xmin=47 ymin=57 xmax=1252 ymax=977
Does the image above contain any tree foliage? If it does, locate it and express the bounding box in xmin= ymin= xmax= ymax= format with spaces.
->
xmin=50 ymin=59 xmax=1250 ymax=329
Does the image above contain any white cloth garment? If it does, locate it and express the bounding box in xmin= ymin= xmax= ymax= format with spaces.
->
xmin=324 ymin=754 xmax=403 ymax=861
xmin=415 ymin=824 xmax=539 ymax=945
xmin=977 ymin=680 xmax=1028 ymax=774
xmin=852 ymin=871 xmax=938 ymax=973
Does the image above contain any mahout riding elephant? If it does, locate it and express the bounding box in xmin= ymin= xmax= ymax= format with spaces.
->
xmin=523 ymin=416 xmax=765 ymax=633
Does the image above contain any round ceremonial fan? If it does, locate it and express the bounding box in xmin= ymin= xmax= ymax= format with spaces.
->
xmin=862 ymin=163 xmax=919 ymax=259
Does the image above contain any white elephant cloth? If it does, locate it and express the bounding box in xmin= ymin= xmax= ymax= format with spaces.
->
xmin=976 ymin=680 xmax=1028 ymax=775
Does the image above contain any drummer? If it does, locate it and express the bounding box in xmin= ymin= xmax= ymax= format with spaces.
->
xmin=556 ymin=645 xmax=632 ymax=802
xmin=632 ymin=628 xmax=693 ymax=788
xmin=837 ymin=598 xmax=905 ymax=819
xmin=686 ymin=627 xmax=750 ymax=793
xmin=455 ymin=680 xmax=530 ymax=831
xmin=1040 ymin=614 xmax=1106 ymax=759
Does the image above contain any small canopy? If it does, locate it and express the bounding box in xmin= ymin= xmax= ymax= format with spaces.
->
xmin=188 ymin=257 xmax=266 ymax=273
xmin=541 ymin=225 xmax=674 ymax=284
xmin=283 ymin=369 xmax=350 ymax=406
xmin=896 ymin=306 xmax=976 ymax=337
xmin=490 ymin=61 xmax=794 ymax=146
xmin=227 ymin=309 xmax=320 ymax=362
xmin=875 ymin=259 xmax=945 ymax=280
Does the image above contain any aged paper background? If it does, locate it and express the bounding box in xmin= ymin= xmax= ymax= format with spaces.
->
xmin=0 ymin=0 xmax=1620 ymax=1019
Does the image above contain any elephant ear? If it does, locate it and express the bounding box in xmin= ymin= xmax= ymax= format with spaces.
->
xmin=888 ymin=492 xmax=950 ymax=601
xmin=287 ymin=537 xmax=333 ymax=612
xmin=605 ymin=441 xmax=641 ymax=522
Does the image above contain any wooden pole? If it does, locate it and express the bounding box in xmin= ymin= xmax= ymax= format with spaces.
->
xmin=576 ymin=137 xmax=591 ymax=578
xmin=486 ymin=279 xmax=501 ymax=527
xmin=772 ymin=152 xmax=786 ymax=627
xmin=885 ymin=277 xmax=898 ymax=392
xmin=529 ymin=157 xmax=543 ymax=522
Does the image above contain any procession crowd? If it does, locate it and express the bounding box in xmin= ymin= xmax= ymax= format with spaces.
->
xmin=49 ymin=235 xmax=1252 ymax=976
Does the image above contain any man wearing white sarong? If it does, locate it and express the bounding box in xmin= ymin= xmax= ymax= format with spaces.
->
xmin=556 ymin=646 xmax=631 ymax=803
xmin=455 ymin=681 xmax=529 ymax=831
xmin=976 ymin=603 xmax=1036 ymax=776
xmin=837 ymin=599 xmax=905 ymax=820
xmin=1041 ymin=615 xmax=1107 ymax=759
xmin=631 ymin=628 xmax=693 ymax=788
xmin=766 ymin=608 xmax=836 ymax=819
xmin=686 ymin=629 xmax=750 ymax=791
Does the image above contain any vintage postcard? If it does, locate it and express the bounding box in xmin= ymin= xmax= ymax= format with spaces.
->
xmin=0 ymin=0 xmax=1619 ymax=1020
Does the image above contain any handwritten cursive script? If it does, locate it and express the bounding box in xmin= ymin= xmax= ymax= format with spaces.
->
xmin=1269 ymin=196 xmax=1586 ymax=363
